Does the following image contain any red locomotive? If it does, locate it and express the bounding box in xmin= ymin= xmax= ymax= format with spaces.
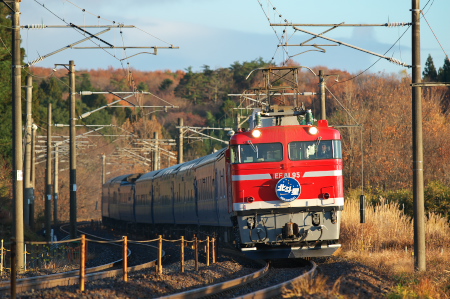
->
xmin=227 ymin=116 xmax=343 ymax=258
xmin=102 ymin=66 xmax=344 ymax=259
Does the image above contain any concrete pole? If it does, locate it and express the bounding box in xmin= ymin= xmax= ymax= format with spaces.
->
xmin=30 ymin=123 xmax=37 ymax=230
xmin=45 ymin=103 xmax=52 ymax=242
xmin=102 ymin=153 xmax=106 ymax=185
xmin=53 ymin=144 xmax=59 ymax=226
xmin=153 ymin=132 xmax=159 ymax=170
xmin=12 ymin=0 xmax=24 ymax=272
xmin=69 ymin=60 xmax=77 ymax=239
xmin=319 ymin=70 xmax=326 ymax=120
xmin=412 ymin=0 xmax=426 ymax=272
xmin=177 ymin=118 xmax=184 ymax=164
xmin=24 ymin=75 xmax=33 ymax=226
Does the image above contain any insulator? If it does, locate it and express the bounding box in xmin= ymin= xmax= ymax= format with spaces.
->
xmin=24 ymin=24 xmax=46 ymax=29
xmin=25 ymin=57 xmax=45 ymax=67
xmin=386 ymin=22 xmax=411 ymax=27
xmin=387 ymin=57 xmax=411 ymax=67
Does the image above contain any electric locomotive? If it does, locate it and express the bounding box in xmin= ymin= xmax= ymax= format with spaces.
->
xmin=227 ymin=109 xmax=343 ymax=258
xmin=102 ymin=66 xmax=344 ymax=259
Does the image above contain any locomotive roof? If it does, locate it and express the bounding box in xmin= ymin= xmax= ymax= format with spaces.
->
xmin=230 ymin=124 xmax=341 ymax=144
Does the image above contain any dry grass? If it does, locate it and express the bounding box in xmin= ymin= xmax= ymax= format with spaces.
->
xmin=340 ymin=193 xmax=450 ymax=298
xmin=282 ymin=272 xmax=342 ymax=298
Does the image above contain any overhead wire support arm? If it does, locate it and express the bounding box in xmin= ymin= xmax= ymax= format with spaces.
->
xmin=271 ymin=22 xmax=412 ymax=27
xmin=72 ymin=46 xmax=179 ymax=50
xmin=69 ymin=23 xmax=113 ymax=47
xmin=176 ymin=126 xmax=233 ymax=131
xmin=22 ymin=24 xmax=136 ymax=29
xmin=289 ymin=25 xmax=411 ymax=67
xmin=24 ymin=28 xmax=111 ymax=67
xmin=137 ymin=140 xmax=177 ymax=158
xmin=184 ymin=128 xmax=230 ymax=145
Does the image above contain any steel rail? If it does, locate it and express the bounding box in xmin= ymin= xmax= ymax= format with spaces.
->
xmin=159 ymin=249 xmax=269 ymax=299
xmin=159 ymin=254 xmax=316 ymax=299
xmin=238 ymin=260 xmax=317 ymax=299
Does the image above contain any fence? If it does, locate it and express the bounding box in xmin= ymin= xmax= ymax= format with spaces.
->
xmin=3 ymin=234 xmax=218 ymax=293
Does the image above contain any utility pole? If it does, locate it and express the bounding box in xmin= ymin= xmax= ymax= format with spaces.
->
xmin=153 ymin=132 xmax=159 ymax=170
xmin=12 ymin=0 xmax=24 ymax=273
xmin=24 ymin=75 xmax=33 ymax=226
xmin=412 ymin=0 xmax=425 ymax=272
xmin=53 ymin=144 xmax=59 ymax=226
xmin=319 ymin=70 xmax=326 ymax=120
xmin=102 ymin=153 xmax=106 ymax=185
xmin=45 ymin=103 xmax=52 ymax=242
xmin=177 ymin=118 xmax=184 ymax=164
xmin=30 ymin=123 xmax=37 ymax=230
xmin=69 ymin=60 xmax=77 ymax=239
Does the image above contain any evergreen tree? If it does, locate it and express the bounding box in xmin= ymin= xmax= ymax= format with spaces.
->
xmin=174 ymin=67 xmax=206 ymax=104
xmin=422 ymin=54 xmax=438 ymax=82
xmin=0 ymin=5 xmax=17 ymax=162
xmin=438 ymin=56 xmax=450 ymax=82
xmin=230 ymin=58 xmax=271 ymax=91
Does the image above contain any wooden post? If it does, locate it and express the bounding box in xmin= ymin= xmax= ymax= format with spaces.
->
xmin=158 ymin=235 xmax=163 ymax=274
xmin=212 ymin=237 xmax=216 ymax=264
xmin=80 ymin=235 xmax=86 ymax=292
xmin=181 ymin=236 xmax=185 ymax=273
xmin=206 ymin=236 xmax=210 ymax=266
xmin=194 ymin=235 xmax=198 ymax=271
xmin=1 ymin=239 xmax=4 ymax=276
xmin=123 ymin=236 xmax=128 ymax=282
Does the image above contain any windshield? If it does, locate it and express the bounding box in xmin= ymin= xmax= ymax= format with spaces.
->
xmin=288 ymin=140 xmax=342 ymax=160
xmin=230 ymin=143 xmax=283 ymax=163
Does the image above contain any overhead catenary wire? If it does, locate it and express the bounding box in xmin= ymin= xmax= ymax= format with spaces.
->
xmin=420 ymin=10 xmax=449 ymax=62
xmin=330 ymin=23 xmax=411 ymax=86
xmin=256 ymin=0 xmax=290 ymax=63
xmin=29 ymin=0 xmax=178 ymax=89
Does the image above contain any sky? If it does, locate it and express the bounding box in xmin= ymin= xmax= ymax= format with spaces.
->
xmin=19 ymin=0 xmax=450 ymax=76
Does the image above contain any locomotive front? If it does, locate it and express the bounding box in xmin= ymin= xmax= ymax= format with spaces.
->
xmin=228 ymin=120 xmax=344 ymax=259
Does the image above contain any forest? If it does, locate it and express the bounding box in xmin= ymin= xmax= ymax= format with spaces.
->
xmin=0 ymin=4 xmax=449 ymax=231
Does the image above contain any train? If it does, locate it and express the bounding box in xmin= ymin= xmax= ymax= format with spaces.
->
xmin=102 ymin=67 xmax=344 ymax=259
xmin=102 ymin=113 xmax=344 ymax=259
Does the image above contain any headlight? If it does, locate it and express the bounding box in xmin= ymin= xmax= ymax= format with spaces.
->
xmin=308 ymin=126 xmax=319 ymax=135
xmin=251 ymin=129 xmax=262 ymax=138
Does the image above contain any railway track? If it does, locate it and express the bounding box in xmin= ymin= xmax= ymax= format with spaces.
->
xmin=159 ymin=254 xmax=315 ymax=299
xmin=1 ymin=224 xmax=316 ymax=298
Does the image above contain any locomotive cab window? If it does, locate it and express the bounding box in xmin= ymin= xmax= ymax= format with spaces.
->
xmin=230 ymin=143 xmax=283 ymax=163
xmin=289 ymin=140 xmax=342 ymax=160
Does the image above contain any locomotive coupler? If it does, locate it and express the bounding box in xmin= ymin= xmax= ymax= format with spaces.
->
xmin=282 ymin=222 xmax=299 ymax=238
